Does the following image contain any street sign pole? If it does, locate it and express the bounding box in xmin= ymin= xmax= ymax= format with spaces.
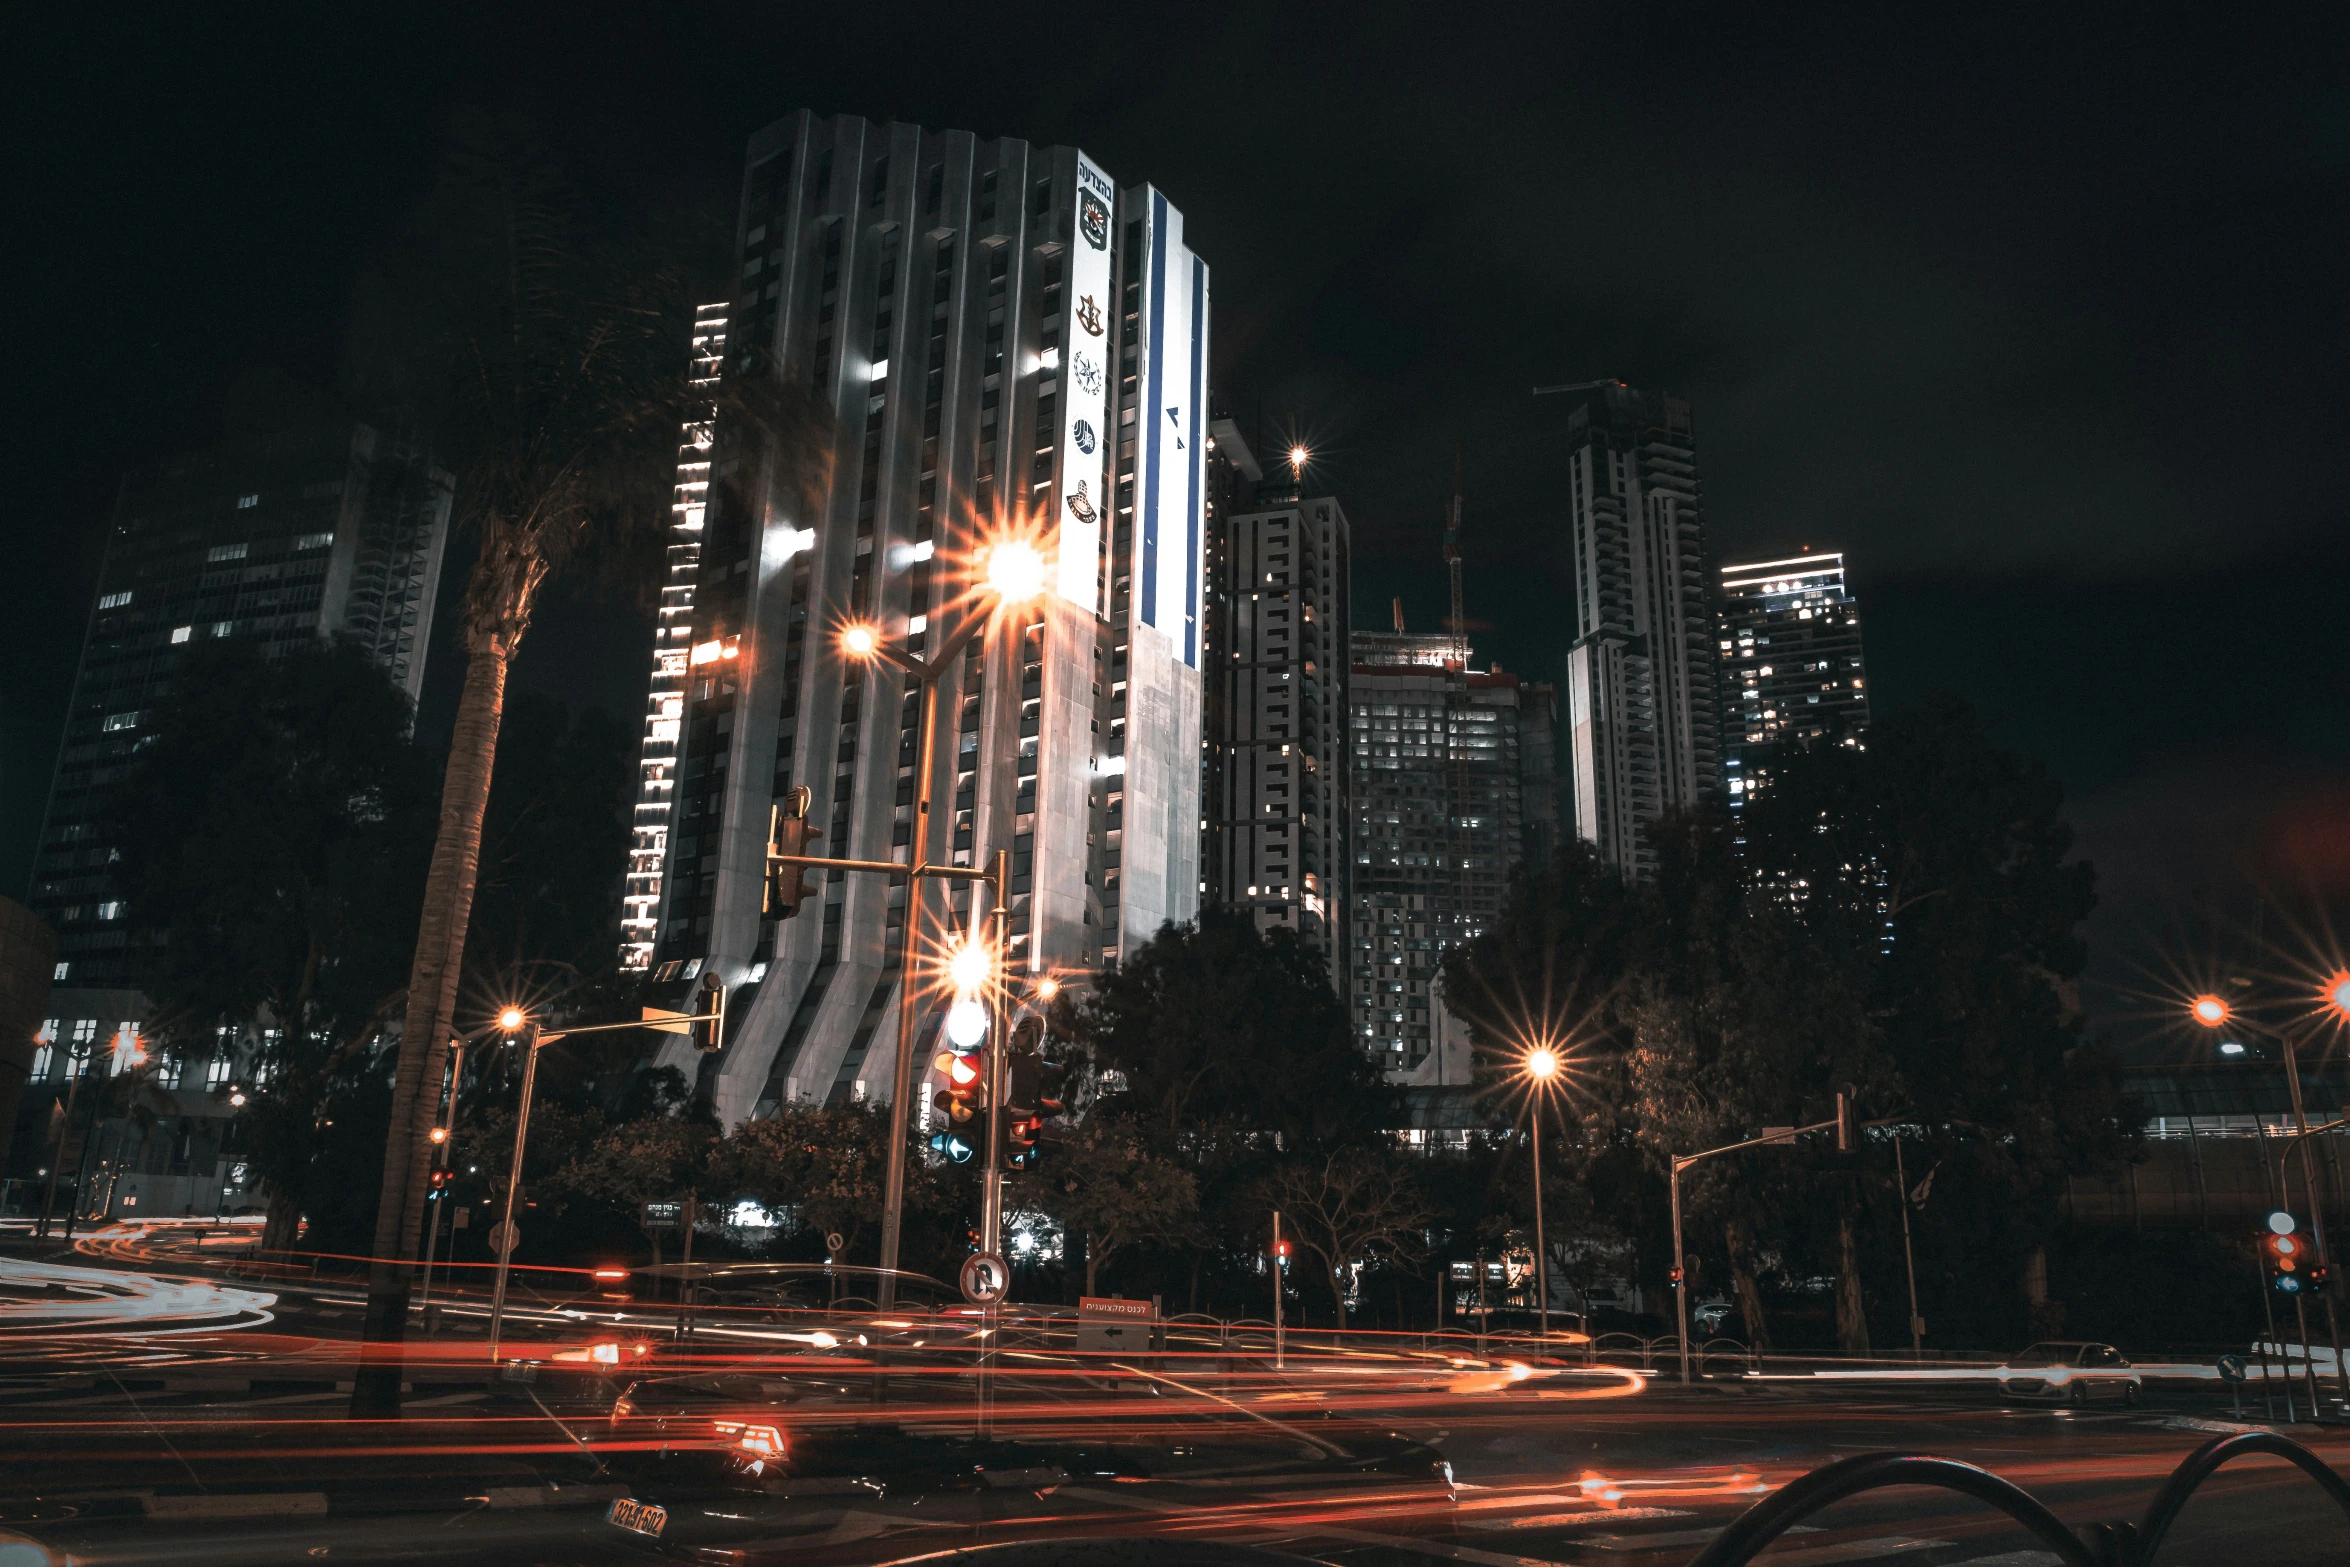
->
xmin=485 ymin=1023 xmax=540 ymax=1361
xmin=1272 ymin=1210 xmax=1285 ymax=1370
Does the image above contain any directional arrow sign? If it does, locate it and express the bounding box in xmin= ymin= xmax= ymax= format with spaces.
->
xmin=641 ymin=1007 xmax=694 ymax=1035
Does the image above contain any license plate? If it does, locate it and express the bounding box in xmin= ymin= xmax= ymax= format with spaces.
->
xmin=607 ymin=1497 xmax=667 ymax=1538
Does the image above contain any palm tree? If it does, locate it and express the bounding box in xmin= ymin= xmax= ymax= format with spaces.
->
xmin=349 ymin=114 xmax=827 ymax=1410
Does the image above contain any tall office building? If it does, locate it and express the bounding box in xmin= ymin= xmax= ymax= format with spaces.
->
xmin=1199 ymin=431 xmax=1352 ymax=991
xmin=28 ymin=422 xmax=453 ymax=994
xmin=1348 ymin=631 xmax=1556 ymax=1082
xmin=1555 ymin=382 xmax=1722 ymax=877
xmin=635 ymin=112 xmax=1209 ymax=1128
xmin=1717 ymin=550 xmax=1869 ymax=804
xmin=619 ymin=304 xmax=731 ymax=971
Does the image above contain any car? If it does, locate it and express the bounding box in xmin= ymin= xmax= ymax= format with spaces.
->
xmin=1996 ymin=1341 xmax=2142 ymax=1405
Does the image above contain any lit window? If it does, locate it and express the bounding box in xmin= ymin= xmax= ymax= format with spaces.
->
xmin=236 ymin=494 xmax=259 ymax=508
xmin=170 ymin=626 xmax=191 ymax=644
xmin=212 ymin=621 xmax=233 ymax=636
xmin=208 ymin=542 xmax=249 ymax=562
xmin=294 ymin=531 xmax=334 ymax=550
xmin=97 ymin=901 xmax=122 ymax=920
xmin=98 ymin=590 xmax=133 ymax=609
xmin=53 ymin=961 xmax=69 ymax=981
xmin=103 ymin=712 xmax=138 ymax=732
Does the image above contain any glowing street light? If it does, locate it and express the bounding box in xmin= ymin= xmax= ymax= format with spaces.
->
xmin=1288 ymin=443 xmax=1310 ymax=474
xmin=1518 ymin=1040 xmax=1567 ymax=1343
xmin=947 ymin=936 xmax=993 ymax=997
xmin=840 ymin=623 xmax=880 ymax=659
xmin=1034 ymin=976 xmax=1061 ymax=1002
xmin=497 ymin=1006 xmax=527 ymax=1033
xmin=984 ymin=539 xmax=1048 ymax=602
xmin=2324 ymin=971 xmax=2350 ymax=1022
xmin=2190 ymin=994 xmax=2230 ymax=1028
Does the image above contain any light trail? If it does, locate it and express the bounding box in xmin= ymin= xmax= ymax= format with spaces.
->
xmin=0 ymin=1251 xmax=276 ymax=1337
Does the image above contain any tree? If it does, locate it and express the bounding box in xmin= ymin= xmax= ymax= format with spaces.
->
xmin=1011 ymin=1116 xmax=1198 ymax=1297
xmin=351 ymin=111 xmax=831 ymax=1399
xmin=1066 ymin=910 xmax=1394 ymax=1310
xmin=713 ymin=1102 xmax=947 ymax=1263
xmin=110 ymin=639 xmax=433 ymax=1254
xmin=1261 ymin=1147 xmax=1436 ymax=1331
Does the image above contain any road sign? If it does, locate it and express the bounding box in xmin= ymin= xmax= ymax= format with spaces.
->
xmin=642 ymin=1201 xmax=683 ymax=1232
xmin=825 ymin=1231 xmax=846 ymax=1256
xmin=2217 ymin=1353 xmax=2248 ymax=1384
xmin=640 ymin=1007 xmax=694 ymax=1035
xmin=487 ymin=1220 xmax=519 ymax=1256
xmin=960 ymin=1251 xmax=1010 ymax=1305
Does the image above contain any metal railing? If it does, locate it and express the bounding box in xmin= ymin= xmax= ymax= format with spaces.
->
xmin=1687 ymin=1431 xmax=2350 ymax=1567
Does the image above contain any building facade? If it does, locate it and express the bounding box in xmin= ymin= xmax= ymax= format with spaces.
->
xmin=1555 ymin=382 xmax=1722 ymax=877
xmin=620 ymin=303 xmax=732 ymax=972
xmin=27 ymin=422 xmax=452 ymax=993
xmin=635 ymin=112 xmax=1209 ymax=1129
xmin=1717 ymin=550 xmax=1870 ymax=805
xmin=1348 ymin=631 xmax=1556 ymax=1083
xmin=1199 ymin=431 xmax=1352 ymax=992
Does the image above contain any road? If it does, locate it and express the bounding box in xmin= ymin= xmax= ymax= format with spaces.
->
xmin=0 ymin=1233 xmax=2342 ymax=1566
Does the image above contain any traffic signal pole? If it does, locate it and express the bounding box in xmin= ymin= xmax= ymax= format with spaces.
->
xmin=1669 ymin=1092 xmax=1855 ymax=1384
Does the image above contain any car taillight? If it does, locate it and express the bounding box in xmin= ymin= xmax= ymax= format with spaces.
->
xmin=713 ymin=1420 xmax=786 ymax=1456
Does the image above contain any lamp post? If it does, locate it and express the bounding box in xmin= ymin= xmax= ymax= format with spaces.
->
xmin=840 ymin=537 xmax=1047 ymax=1307
xmin=1522 ymin=1045 xmax=1561 ymax=1346
xmin=415 ymin=1038 xmax=465 ymax=1332
xmin=2191 ymin=985 xmax=2350 ymax=1410
xmin=483 ymin=1005 xmax=707 ymax=1361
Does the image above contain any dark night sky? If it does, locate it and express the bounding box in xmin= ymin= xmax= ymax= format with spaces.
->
xmin=9 ymin=3 xmax=2348 ymax=1036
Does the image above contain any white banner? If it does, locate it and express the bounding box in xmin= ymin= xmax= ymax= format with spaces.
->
xmin=1056 ymin=154 xmax=1117 ymax=612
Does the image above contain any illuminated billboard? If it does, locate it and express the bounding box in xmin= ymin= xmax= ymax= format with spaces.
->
xmin=1055 ymin=154 xmax=1118 ymax=611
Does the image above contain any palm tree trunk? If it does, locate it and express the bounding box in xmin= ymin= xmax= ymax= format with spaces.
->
xmin=1835 ymin=1208 xmax=1870 ymax=1354
xmin=353 ymin=629 xmax=512 ymax=1414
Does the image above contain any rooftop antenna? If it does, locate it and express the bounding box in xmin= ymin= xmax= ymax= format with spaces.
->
xmin=1391 ymin=596 xmax=1406 ymax=634
xmin=1443 ymin=445 xmax=1467 ymax=672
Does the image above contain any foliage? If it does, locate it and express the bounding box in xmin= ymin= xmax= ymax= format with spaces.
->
xmin=712 ymin=1101 xmax=952 ymax=1260
xmin=109 ymin=639 xmax=434 ymax=1251
xmin=1010 ymin=1115 xmax=1198 ymax=1296
xmin=1441 ymin=694 xmax=2131 ymax=1352
xmin=1261 ymin=1145 xmax=1436 ymax=1330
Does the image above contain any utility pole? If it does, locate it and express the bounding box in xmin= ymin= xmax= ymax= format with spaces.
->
xmin=1894 ymin=1133 xmax=1924 ymax=1358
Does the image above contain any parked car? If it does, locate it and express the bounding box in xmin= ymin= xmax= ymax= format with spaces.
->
xmin=1997 ymin=1341 xmax=2142 ymax=1405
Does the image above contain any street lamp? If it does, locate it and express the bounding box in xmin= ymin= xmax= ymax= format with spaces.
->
xmin=1521 ymin=1044 xmax=1562 ymax=1346
xmin=2188 ymin=987 xmax=2344 ymax=1412
xmin=983 ymin=538 xmax=1047 ymax=602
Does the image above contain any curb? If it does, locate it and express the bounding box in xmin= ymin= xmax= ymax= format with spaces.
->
xmin=30 ymin=1482 xmax=636 ymax=1522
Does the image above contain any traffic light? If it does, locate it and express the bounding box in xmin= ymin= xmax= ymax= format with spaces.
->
xmin=2263 ymin=1217 xmax=2305 ymax=1294
xmin=692 ymin=970 xmax=727 ymax=1054
xmin=2311 ymin=1263 xmax=2333 ymax=1296
xmin=932 ymin=1047 xmax=985 ymax=1154
xmin=765 ymin=791 xmax=823 ymax=919
xmin=429 ymin=1168 xmax=451 ymax=1194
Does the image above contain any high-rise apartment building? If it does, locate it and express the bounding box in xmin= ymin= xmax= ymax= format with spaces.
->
xmin=1348 ymin=631 xmax=1556 ymax=1082
xmin=1199 ymin=431 xmax=1352 ymax=990
xmin=1717 ymin=550 xmax=1869 ymax=804
xmin=619 ymin=304 xmax=731 ymax=972
xmin=634 ymin=112 xmax=1209 ymax=1128
xmin=1554 ymin=382 xmax=1722 ymax=877
xmin=28 ymin=422 xmax=452 ymax=993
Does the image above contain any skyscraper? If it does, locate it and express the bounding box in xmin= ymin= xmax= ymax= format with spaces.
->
xmin=1553 ymin=382 xmax=1722 ymax=877
xmin=1717 ymin=550 xmax=1870 ymax=804
xmin=633 ymin=112 xmax=1209 ymax=1128
xmin=1348 ymin=630 xmax=1555 ymax=1082
xmin=619 ymin=303 xmax=731 ymax=972
xmin=1199 ymin=431 xmax=1352 ymax=991
xmin=27 ymin=421 xmax=452 ymax=994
